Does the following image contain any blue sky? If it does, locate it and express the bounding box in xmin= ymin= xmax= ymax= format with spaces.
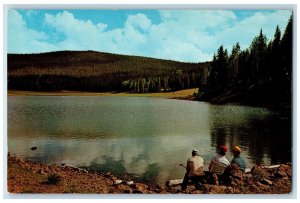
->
xmin=7 ymin=9 xmax=292 ymax=62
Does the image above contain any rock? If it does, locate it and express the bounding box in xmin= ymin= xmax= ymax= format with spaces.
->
xmin=191 ymin=190 xmax=204 ymax=194
xmin=132 ymin=189 xmax=144 ymax=194
xmin=250 ymin=184 xmax=260 ymax=193
xmin=166 ymin=179 xmax=183 ymax=187
xmin=30 ymin=146 xmax=37 ymax=150
xmin=260 ymin=178 xmax=273 ymax=185
xmin=116 ymin=184 xmax=131 ymax=193
xmin=274 ymin=171 xmax=287 ymax=178
xmin=37 ymin=169 xmax=45 ymax=174
xmin=132 ymin=183 xmax=149 ymax=193
xmin=251 ymin=165 xmax=268 ymax=180
xmin=209 ymin=185 xmax=229 ymax=194
xmin=202 ymin=184 xmax=212 ymax=193
xmin=153 ymin=184 xmax=164 ymax=193
xmin=202 ymin=184 xmax=233 ymax=194
xmin=111 ymin=176 xmax=118 ymax=181
xmin=222 ymin=163 xmax=242 ymax=185
xmin=285 ymin=170 xmax=292 ymax=177
xmin=230 ymin=180 xmax=237 ymax=187
xmin=276 ymin=164 xmax=292 ymax=177
xmin=232 ymin=172 xmax=243 ymax=181
xmin=224 ymin=187 xmax=234 ymax=193
xmin=113 ymin=180 xmax=123 ymax=185
xmin=126 ymin=181 xmax=134 ymax=185
xmin=257 ymin=182 xmax=270 ymax=190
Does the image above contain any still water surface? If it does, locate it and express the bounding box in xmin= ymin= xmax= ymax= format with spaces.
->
xmin=7 ymin=96 xmax=291 ymax=185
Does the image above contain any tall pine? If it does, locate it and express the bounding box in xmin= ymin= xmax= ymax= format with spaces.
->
xmin=280 ymin=14 xmax=293 ymax=100
xmin=208 ymin=45 xmax=229 ymax=90
xmin=249 ymin=29 xmax=267 ymax=80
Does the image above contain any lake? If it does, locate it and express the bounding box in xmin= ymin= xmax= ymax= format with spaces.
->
xmin=7 ymin=96 xmax=291 ymax=185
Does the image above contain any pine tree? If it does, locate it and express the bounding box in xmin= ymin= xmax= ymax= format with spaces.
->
xmin=208 ymin=45 xmax=229 ymax=90
xmin=271 ymin=25 xmax=282 ymax=80
xmin=228 ymin=42 xmax=241 ymax=81
xmin=249 ymin=29 xmax=268 ymax=80
xmin=280 ymin=15 xmax=293 ymax=82
xmin=280 ymin=14 xmax=293 ymax=100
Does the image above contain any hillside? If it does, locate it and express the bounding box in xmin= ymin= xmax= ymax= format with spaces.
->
xmin=8 ymin=51 xmax=211 ymax=92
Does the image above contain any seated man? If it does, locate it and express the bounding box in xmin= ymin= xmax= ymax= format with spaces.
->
xmin=209 ymin=146 xmax=230 ymax=174
xmin=230 ymin=146 xmax=246 ymax=172
xmin=208 ymin=146 xmax=230 ymax=184
xmin=181 ymin=149 xmax=205 ymax=191
xmin=221 ymin=146 xmax=246 ymax=185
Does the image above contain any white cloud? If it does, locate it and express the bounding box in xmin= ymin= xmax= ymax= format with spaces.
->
xmin=214 ymin=10 xmax=292 ymax=51
xmin=143 ymin=10 xmax=237 ymax=61
xmin=159 ymin=10 xmax=236 ymax=30
xmin=151 ymin=39 xmax=212 ymax=62
xmin=44 ymin=11 xmax=108 ymax=50
xmin=25 ymin=10 xmax=39 ymax=18
xmin=8 ymin=10 xmax=55 ymax=53
xmin=125 ymin=13 xmax=152 ymax=31
xmin=7 ymin=10 xmax=292 ymax=62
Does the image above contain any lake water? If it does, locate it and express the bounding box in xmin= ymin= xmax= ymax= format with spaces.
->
xmin=7 ymin=96 xmax=291 ymax=185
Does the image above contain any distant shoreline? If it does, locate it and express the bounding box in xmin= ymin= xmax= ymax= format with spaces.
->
xmin=7 ymin=88 xmax=199 ymax=100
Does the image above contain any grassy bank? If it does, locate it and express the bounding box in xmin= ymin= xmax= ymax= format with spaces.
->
xmin=8 ymin=88 xmax=198 ymax=99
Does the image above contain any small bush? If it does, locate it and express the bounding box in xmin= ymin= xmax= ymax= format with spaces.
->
xmin=46 ymin=173 xmax=61 ymax=185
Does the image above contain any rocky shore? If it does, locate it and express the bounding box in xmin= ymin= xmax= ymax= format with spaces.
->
xmin=7 ymin=153 xmax=292 ymax=194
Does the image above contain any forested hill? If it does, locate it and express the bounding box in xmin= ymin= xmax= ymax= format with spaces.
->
xmin=8 ymin=51 xmax=211 ymax=92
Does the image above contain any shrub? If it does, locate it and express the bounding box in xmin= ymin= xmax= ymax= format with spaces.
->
xmin=46 ymin=173 xmax=61 ymax=185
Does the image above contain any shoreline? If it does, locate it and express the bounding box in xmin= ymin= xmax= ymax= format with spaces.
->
xmin=7 ymin=153 xmax=292 ymax=194
xmin=8 ymin=89 xmax=291 ymax=109
xmin=7 ymin=88 xmax=198 ymax=100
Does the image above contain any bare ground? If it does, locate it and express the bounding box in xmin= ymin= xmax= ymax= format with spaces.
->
xmin=7 ymin=153 xmax=292 ymax=195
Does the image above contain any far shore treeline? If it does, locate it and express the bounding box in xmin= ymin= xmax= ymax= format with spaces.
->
xmin=8 ymin=15 xmax=292 ymax=106
xmin=8 ymin=51 xmax=211 ymax=93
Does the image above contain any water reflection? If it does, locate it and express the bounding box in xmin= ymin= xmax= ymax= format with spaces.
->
xmin=8 ymin=96 xmax=292 ymax=185
xmin=8 ymin=135 xmax=201 ymax=185
xmin=208 ymin=104 xmax=291 ymax=165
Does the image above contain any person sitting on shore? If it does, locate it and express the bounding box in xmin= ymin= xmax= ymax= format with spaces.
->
xmin=230 ymin=146 xmax=246 ymax=172
xmin=208 ymin=146 xmax=230 ymax=184
xmin=180 ymin=149 xmax=205 ymax=191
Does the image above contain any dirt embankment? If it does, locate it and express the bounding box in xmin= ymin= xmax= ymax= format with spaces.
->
xmin=7 ymin=153 xmax=292 ymax=194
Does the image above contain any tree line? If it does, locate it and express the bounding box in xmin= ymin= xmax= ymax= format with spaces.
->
xmin=8 ymin=51 xmax=211 ymax=92
xmin=200 ymin=15 xmax=292 ymax=105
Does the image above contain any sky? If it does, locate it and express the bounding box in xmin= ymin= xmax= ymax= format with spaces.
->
xmin=7 ymin=9 xmax=292 ymax=62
